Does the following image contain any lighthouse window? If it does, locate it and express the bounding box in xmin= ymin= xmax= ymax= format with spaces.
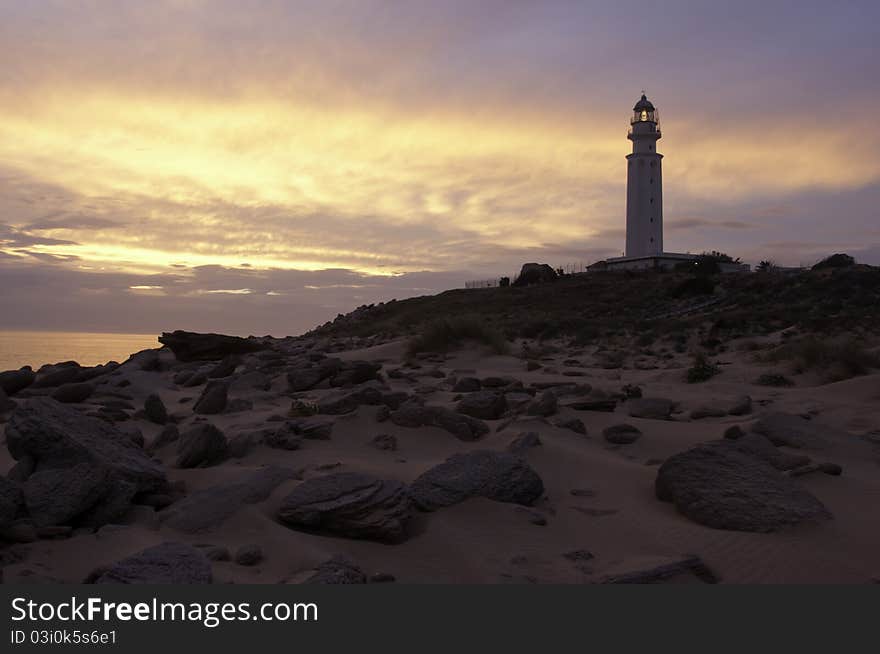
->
xmin=650 ymin=198 xmax=654 ymax=204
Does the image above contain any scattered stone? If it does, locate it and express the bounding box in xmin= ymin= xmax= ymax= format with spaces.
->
xmin=728 ymin=395 xmax=753 ymax=416
xmin=515 ymin=506 xmax=547 ymax=526
xmin=390 ymin=401 xmax=489 ymax=441
xmin=457 ymin=391 xmax=507 ymax=420
xmin=198 ymin=545 xmax=231 ymax=562
xmin=94 ymin=542 xmax=212 ymax=584
xmin=554 ymin=417 xmax=587 ymax=435
xmin=208 ymin=355 xmax=241 ymax=379
xmin=149 ymin=425 xmax=180 ymax=452
xmin=569 ymin=488 xmax=596 ymax=498
xmin=655 ymin=442 xmax=831 ymax=532
xmin=410 ymin=450 xmax=544 ymax=511
xmin=369 ymin=572 xmax=396 ymax=583
xmin=235 ymin=544 xmax=263 ymax=566
xmin=527 ymin=391 xmax=558 ymax=417
xmin=0 ymin=478 xmax=24 ymax=531
xmin=603 ymin=424 xmax=642 ymax=445
xmin=230 ymin=370 xmax=272 ymax=392
xmin=176 ymin=423 xmax=228 ymax=468
xmin=32 ymin=365 xmax=81 ymax=388
xmin=193 ymin=380 xmax=229 ymax=415
xmin=628 ymin=397 xmax=676 ymax=420
xmin=278 ymin=472 xmax=412 ymax=542
xmin=565 ymin=399 xmax=617 ymax=412
xmin=50 ymin=382 xmax=95 ymax=404
xmin=690 ymin=406 xmax=727 ymax=420
xmin=751 ymin=412 xmax=837 ymax=449
xmin=264 ymin=422 xmax=303 ymax=450
xmin=0 ymin=368 xmax=36 ymax=395
xmin=159 ymin=330 xmax=266 ymax=362
xmin=598 ymin=556 xmax=718 ymax=584
xmin=723 ymin=425 xmax=745 ymax=440
xmin=304 ymin=556 xmax=367 ymax=584
xmin=143 ymin=394 xmax=168 ymax=425
xmin=507 ymin=431 xmax=542 ymax=455
xmin=452 ymin=377 xmax=481 ymax=393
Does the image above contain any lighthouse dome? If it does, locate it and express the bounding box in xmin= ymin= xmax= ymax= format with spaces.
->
xmin=633 ymin=94 xmax=655 ymax=112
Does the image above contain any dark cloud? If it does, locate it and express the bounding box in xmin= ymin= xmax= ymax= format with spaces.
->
xmin=0 ymin=224 xmax=78 ymax=248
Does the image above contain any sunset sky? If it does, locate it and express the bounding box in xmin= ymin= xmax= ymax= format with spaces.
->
xmin=1 ymin=1 xmax=879 ymax=336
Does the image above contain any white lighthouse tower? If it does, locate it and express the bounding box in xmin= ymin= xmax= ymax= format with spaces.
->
xmin=625 ymin=93 xmax=663 ymax=258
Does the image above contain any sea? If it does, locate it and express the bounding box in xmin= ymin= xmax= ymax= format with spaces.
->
xmin=0 ymin=331 xmax=160 ymax=372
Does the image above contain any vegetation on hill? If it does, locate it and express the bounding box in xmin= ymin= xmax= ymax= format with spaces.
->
xmin=309 ymin=264 xmax=880 ymax=355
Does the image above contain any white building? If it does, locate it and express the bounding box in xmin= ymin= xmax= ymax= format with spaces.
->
xmin=601 ymin=94 xmax=752 ymax=272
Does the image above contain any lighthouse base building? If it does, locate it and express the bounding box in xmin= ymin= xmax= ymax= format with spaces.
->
xmin=597 ymin=94 xmax=749 ymax=273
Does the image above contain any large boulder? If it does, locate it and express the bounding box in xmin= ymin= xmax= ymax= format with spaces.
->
xmin=409 ymin=450 xmax=544 ymax=511
xmin=193 ymin=380 xmax=229 ymax=415
xmin=159 ymin=330 xmax=267 ymax=362
xmin=176 ymin=423 xmax=227 ymax=468
xmin=390 ymin=402 xmax=489 ymax=441
xmin=160 ymin=466 xmax=296 ymax=533
xmin=0 ymin=386 xmax=15 ymax=413
xmin=278 ymin=472 xmax=412 ymax=542
xmin=32 ymin=365 xmax=82 ymax=388
xmin=0 ymin=368 xmax=35 ymax=395
xmin=5 ymin=398 xmax=167 ymax=495
xmin=456 ymin=391 xmax=507 ymax=420
xmin=94 ymin=542 xmax=212 ymax=584
xmin=330 ymin=360 xmax=381 ymax=387
xmin=526 ymin=391 xmax=558 ymax=417
xmin=22 ymin=463 xmax=112 ymax=527
xmin=513 ymin=263 xmax=558 ymax=287
xmin=286 ymin=358 xmax=342 ymax=392
xmin=655 ymin=441 xmax=831 ymax=532
xmin=0 ymin=478 xmax=24 ymax=530
xmin=603 ymin=424 xmax=642 ymax=444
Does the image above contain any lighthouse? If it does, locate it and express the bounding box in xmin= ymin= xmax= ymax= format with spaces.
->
xmin=625 ymin=93 xmax=663 ymax=258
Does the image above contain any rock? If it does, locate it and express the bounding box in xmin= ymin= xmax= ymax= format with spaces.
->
xmin=160 ymin=466 xmax=296 ymax=533
xmin=226 ymin=398 xmax=254 ymax=414
xmin=50 ymin=382 xmax=95 ymax=404
xmin=554 ymin=417 xmax=587 ymax=435
xmin=628 ymin=397 xmax=676 ymax=420
xmin=375 ymin=405 xmax=391 ymax=422
xmin=0 ymin=478 xmax=24 ymax=531
xmin=0 ymin=386 xmax=15 ymax=413
xmin=278 ymin=472 xmax=412 ymax=542
xmin=292 ymin=416 xmax=335 ymax=440
xmin=234 ymin=544 xmax=263 ymax=566
xmin=264 ymin=423 xmax=302 ymax=451
xmin=369 ymin=434 xmax=398 ymax=451
xmin=603 ymin=423 xmax=642 ymax=444
xmin=149 ymin=425 xmax=179 ymax=452
xmin=452 ymin=377 xmax=481 ymax=393
xmin=723 ymin=425 xmax=745 ymax=440
xmin=507 ymin=431 xmax=542 ymax=455
xmin=457 ymin=391 xmax=507 ymax=420
xmin=3 ymin=521 xmax=38 ymax=543
xmin=230 ymin=370 xmax=272 ymax=392
xmin=286 ymin=359 xmax=339 ymax=392
xmin=32 ymin=365 xmax=81 ymax=388
xmin=565 ymin=399 xmax=617 ymax=412
xmin=193 ymin=380 xmax=229 ymax=415
xmin=143 ymin=394 xmax=168 ymax=425
xmin=504 ymin=392 xmax=533 ymax=410
xmin=159 ymin=330 xmax=266 ymax=362
xmin=208 ymin=355 xmax=241 ymax=379
xmin=94 ymin=542 xmax=212 ymax=584
xmin=22 ymin=464 xmax=112 ymax=527
xmin=318 ymin=385 xmax=383 ymax=415
xmin=227 ymin=432 xmax=259 ymax=458
xmin=655 ymin=442 xmax=831 ymax=532
xmin=78 ymin=478 xmax=138 ymax=528
xmin=751 ymin=412 xmax=837 ymax=449
xmin=819 ymin=462 xmax=843 ymax=476
xmin=5 ymin=398 xmax=167 ymax=495
xmin=728 ymin=395 xmax=752 ymax=416
xmin=6 ymin=455 xmax=35 ymax=483
xmin=369 ymin=572 xmax=396 ymax=583
xmin=513 ymin=262 xmax=558 ymax=287
xmin=182 ymin=371 xmax=207 ymax=388
xmin=124 ymin=349 xmax=161 ymax=371
xmin=690 ymin=406 xmax=727 ymax=420
xmin=0 ymin=368 xmax=35 ymax=395
xmin=199 ymin=545 xmax=231 ymax=561
xmin=723 ymin=433 xmax=810 ymax=471
xmin=526 ymin=391 xmax=558 ymax=417
xmin=598 ymin=556 xmax=718 ymax=584
xmin=410 ymin=450 xmax=544 ymax=511
xmin=390 ymin=401 xmax=489 ymax=441
xmin=304 ymin=556 xmax=367 ymax=584
xmin=176 ymin=423 xmax=228 ymax=468
xmin=330 ymin=360 xmax=381 ymax=387
xmin=481 ymin=376 xmax=519 ymax=389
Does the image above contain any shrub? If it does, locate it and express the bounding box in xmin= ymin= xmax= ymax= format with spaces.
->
xmin=812 ymin=253 xmax=855 ymax=270
xmin=755 ymin=373 xmax=794 ymax=387
xmin=762 ymin=336 xmax=880 ymax=382
xmin=407 ymin=316 xmax=509 ymax=356
xmin=686 ymin=352 xmax=720 ymax=383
